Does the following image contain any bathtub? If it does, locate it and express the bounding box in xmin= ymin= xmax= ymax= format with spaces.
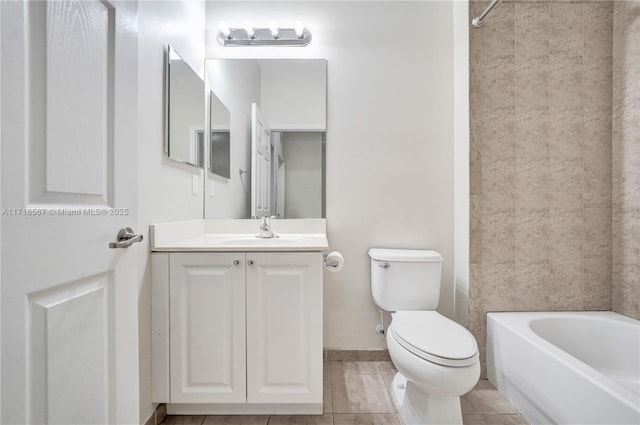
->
xmin=487 ymin=312 xmax=640 ymax=425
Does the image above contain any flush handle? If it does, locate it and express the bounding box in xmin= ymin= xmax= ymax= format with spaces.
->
xmin=379 ymin=262 xmax=390 ymax=269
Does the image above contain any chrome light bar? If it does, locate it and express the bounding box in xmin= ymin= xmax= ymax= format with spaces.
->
xmin=217 ymin=23 xmax=312 ymax=47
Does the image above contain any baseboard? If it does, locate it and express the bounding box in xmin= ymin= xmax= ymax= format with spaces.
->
xmin=142 ymin=403 xmax=167 ymax=425
xmin=324 ymin=349 xmax=390 ymax=362
xmin=167 ymin=403 xmax=322 ymax=415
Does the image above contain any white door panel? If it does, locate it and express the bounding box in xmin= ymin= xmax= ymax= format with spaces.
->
xmin=251 ymin=104 xmax=272 ymax=218
xmin=1 ymin=1 xmax=139 ymax=424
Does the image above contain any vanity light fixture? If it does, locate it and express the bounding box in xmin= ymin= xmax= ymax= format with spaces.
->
xmin=268 ymin=20 xmax=280 ymax=38
xmin=217 ymin=20 xmax=312 ymax=46
xmin=244 ymin=21 xmax=255 ymax=39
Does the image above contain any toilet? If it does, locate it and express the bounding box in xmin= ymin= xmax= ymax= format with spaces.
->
xmin=369 ymin=248 xmax=480 ymax=425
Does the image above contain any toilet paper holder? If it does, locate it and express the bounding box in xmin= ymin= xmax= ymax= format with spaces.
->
xmin=323 ymin=251 xmax=344 ymax=271
xmin=324 ymin=256 xmax=340 ymax=268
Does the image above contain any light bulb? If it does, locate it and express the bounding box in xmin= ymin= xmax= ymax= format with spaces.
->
xmin=219 ymin=21 xmax=231 ymax=38
xmin=244 ymin=21 xmax=255 ymax=38
xmin=294 ymin=21 xmax=305 ymax=38
xmin=269 ymin=20 xmax=279 ymax=38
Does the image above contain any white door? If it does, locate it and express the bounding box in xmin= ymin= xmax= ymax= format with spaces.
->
xmin=251 ymin=103 xmax=272 ymax=218
xmin=1 ymin=1 xmax=140 ymax=424
xmin=169 ymin=253 xmax=246 ymax=404
xmin=246 ymin=253 xmax=323 ymax=404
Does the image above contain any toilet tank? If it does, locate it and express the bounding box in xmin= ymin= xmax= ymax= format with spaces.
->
xmin=369 ymin=248 xmax=443 ymax=311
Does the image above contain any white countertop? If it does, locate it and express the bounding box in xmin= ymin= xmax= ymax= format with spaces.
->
xmin=150 ymin=219 xmax=329 ymax=252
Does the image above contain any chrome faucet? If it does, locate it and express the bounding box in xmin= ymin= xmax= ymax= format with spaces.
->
xmin=258 ymin=216 xmax=278 ymax=238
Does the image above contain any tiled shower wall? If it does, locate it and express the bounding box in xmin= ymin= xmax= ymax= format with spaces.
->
xmin=612 ymin=1 xmax=640 ymax=319
xmin=469 ymin=0 xmax=614 ymax=372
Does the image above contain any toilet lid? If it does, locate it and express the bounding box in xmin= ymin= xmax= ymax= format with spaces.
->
xmin=391 ymin=311 xmax=478 ymax=367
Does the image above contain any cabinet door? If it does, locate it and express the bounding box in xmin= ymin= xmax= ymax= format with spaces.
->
xmin=246 ymin=252 xmax=323 ymax=404
xmin=169 ymin=253 xmax=246 ymax=403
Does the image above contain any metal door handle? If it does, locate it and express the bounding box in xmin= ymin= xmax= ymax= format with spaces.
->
xmin=248 ymin=260 xmax=254 ymax=265
xmin=109 ymin=227 xmax=143 ymax=249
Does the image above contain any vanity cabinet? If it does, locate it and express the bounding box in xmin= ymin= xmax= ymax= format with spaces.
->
xmin=152 ymin=251 xmax=323 ymax=413
xmin=246 ymin=253 xmax=323 ymax=404
xmin=169 ymin=253 xmax=246 ymax=404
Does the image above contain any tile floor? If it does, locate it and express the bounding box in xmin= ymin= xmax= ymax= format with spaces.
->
xmin=160 ymin=362 xmax=528 ymax=425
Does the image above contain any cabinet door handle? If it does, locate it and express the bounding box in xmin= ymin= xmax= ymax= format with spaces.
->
xmin=248 ymin=260 xmax=254 ymax=266
xmin=233 ymin=259 xmax=240 ymax=266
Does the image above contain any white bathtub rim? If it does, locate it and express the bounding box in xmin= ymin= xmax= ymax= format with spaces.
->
xmin=487 ymin=311 xmax=640 ymax=412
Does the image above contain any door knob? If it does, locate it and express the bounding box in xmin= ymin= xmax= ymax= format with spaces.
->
xmin=108 ymin=227 xmax=143 ymax=249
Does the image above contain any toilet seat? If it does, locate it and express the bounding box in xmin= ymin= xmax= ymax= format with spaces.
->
xmin=391 ymin=311 xmax=478 ymax=367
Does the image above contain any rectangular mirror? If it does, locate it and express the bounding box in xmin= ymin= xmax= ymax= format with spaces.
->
xmin=209 ymin=91 xmax=231 ymax=178
xmin=165 ymin=45 xmax=205 ymax=168
xmin=205 ymin=59 xmax=327 ymax=219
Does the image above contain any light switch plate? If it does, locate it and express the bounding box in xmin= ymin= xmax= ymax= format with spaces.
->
xmin=192 ymin=174 xmax=199 ymax=195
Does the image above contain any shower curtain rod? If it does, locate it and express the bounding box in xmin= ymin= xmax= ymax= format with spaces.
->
xmin=471 ymin=0 xmax=500 ymax=28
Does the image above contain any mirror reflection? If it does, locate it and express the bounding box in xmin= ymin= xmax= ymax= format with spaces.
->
xmin=205 ymin=59 xmax=327 ymax=219
xmin=209 ymin=91 xmax=231 ymax=178
xmin=165 ymin=45 xmax=205 ymax=168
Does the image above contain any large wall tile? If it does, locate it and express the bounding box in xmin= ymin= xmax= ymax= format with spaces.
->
xmin=550 ymin=55 xmax=583 ymax=108
xmin=515 ymin=208 xmax=550 ymax=262
xmin=550 ymin=3 xmax=583 ymax=56
xmin=612 ymin=208 xmax=640 ymax=265
xmin=515 ymin=158 xmax=550 ymax=208
xmin=516 ymin=3 xmax=550 ymax=57
xmin=549 ymin=107 xmax=583 ymax=158
xmin=482 ymin=2 xmax=515 ymax=57
xmin=583 ymin=57 xmax=613 ymax=108
xmin=481 ymin=209 xmax=516 ymax=263
xmin=471 ymin=195 xmax=483 ymax=233
xmin=514 ymin=261 xmax=550 ymax=310
xmin=584 ymin=2 xmax=614 ymax=60
xmin=583 ymin=208 xmax=612 ymax=259
xmin=481 ymin=157 xmax=516 ymax=208
xmin=612 ymin=263 xmax=640 ymax=318
xmin=480 ymin=261 xmax=517 ymax=310
xmin=481 ymin=107 xmax=516 ymax=157
xmin=482 ymin=56 xmax=516 ymax=108
xmin=549 ymin=281 xmax=584 ymax=311
xmin=516 ymin=56 xmax=549 ymax=108
xmin=549 ymin=158 xmax=584 ymax=208
xmin=612 ymin=98 xmax=639 ymax=158
xmin=549 ymin=258 xmax=584 ymax=310
xmin=612 ymin=153 xmax=640 ymax=209
xmin=549 ymin=208 xmax=585 ymax=260
xmin=515 ymin=107 xmax=549 ymax=158
xmin=583 ymin=136 xmax=612 ymax=208
xmin=471 ymin=161 xmax=483 ymax=196
xmin=583 ymin=258 xmax=612 ymax=310
xmin=468 ymin=0 xmax=627 ymax=364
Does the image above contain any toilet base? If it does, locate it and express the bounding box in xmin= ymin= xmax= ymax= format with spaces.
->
xmin=391 ymin=373 xmax=463 ymax=425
